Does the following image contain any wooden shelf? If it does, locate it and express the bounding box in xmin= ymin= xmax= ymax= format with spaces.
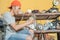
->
xmin=34 ymin=30 xmax=60 ymax=34
xmin=15 ymin=13 xmax=60 ymax=21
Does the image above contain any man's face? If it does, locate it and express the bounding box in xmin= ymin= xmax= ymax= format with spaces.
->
xmin=12 ymin=6 xmax=21 ymax=15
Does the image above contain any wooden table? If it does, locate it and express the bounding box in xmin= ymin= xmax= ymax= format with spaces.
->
xmin=34 ymin=30 xmax=60 ymax=40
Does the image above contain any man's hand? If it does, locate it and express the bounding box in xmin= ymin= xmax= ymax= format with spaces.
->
xmin=26 ymin=17 xmax=35 ymax=25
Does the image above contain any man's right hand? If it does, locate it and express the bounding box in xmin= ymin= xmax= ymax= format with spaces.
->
xmin=26 ymin=17 xmax=35 ymax=25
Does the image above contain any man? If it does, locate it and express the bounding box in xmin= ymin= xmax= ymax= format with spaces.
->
xmin=3 ymin=0 xmax=34 ymax=40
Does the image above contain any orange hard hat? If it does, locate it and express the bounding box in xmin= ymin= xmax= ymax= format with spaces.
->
xmin=10 ymin=0 xmax=21 ymax=7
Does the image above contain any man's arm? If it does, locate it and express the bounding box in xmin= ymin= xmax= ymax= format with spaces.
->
xmin=10 ymin=18 xmax=35 ymax=31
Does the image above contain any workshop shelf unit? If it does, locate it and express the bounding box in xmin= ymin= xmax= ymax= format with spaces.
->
xmin=15 ymin=13 xmax=60 ymax=40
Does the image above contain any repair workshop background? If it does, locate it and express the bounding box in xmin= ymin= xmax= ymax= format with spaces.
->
xmin=0 ymin=0 xmax=60 ymax=40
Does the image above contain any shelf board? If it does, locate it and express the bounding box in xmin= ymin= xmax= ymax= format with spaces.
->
xmin=15 ymin=13 xmax=60 ymax=21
